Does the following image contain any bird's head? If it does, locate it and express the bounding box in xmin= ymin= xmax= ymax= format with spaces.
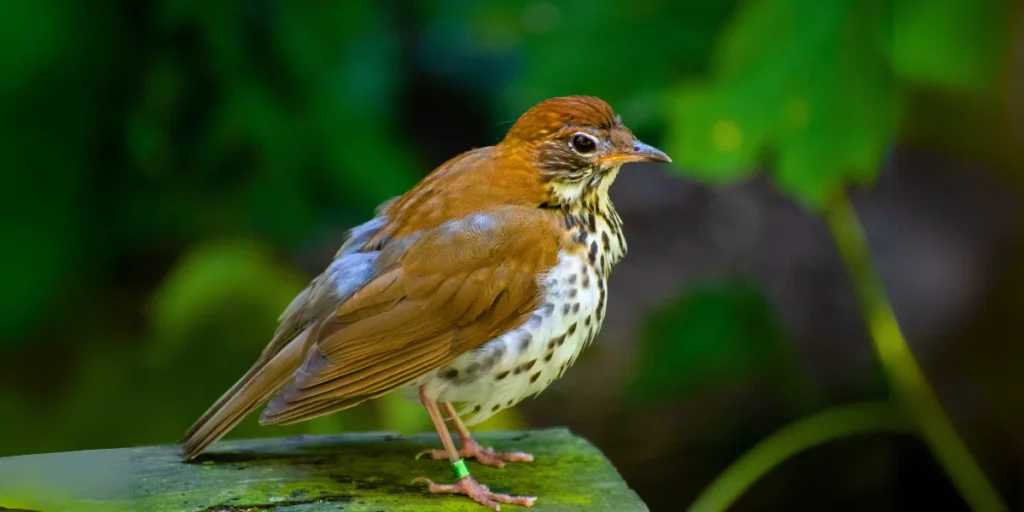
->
xmin=500 ymin=96 xmax=670 ymax=207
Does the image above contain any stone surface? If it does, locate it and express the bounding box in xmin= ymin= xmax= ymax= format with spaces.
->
xmin=0 ymin=428 xmax=646 ymax=512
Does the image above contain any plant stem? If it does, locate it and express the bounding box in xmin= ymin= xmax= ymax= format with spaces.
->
xmin=824 ymin=191 xmax=1007 ymax=512
xmin=688 ymin=401 xmax=909 ymax=512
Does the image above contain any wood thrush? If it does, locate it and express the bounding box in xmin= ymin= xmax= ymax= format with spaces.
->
xmin=180 ymin=95 xmax=671 ymax=510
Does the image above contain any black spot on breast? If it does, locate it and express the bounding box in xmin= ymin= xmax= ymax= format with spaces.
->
xmin=568 ymin=322 xmax=577 ymax=336
xmin=589 ymin=241 xmax=598 ymax=264
xmin=507 ymin=399 xmax=514 ymax=407
xmin=572 ymin=302 xmax=580 ymax=314
xmin=600 ymin=254 xmax=606 ymax=269
xmin=567 ymin=274 xmax=577 ymax=285
xmin=602 ymin=231 xmax=611 ymax=251
xmin=585 ymin=315 xmax=592 ymax=327
xmin=548 ymin=334 xmax=565 ymax=349
xmin=562 ymin=303 xmax=571 ymax=316
xmin=492 ymin=404 xmax=501 ymax=412
xmin=496 ymin=371 xmax=510 ymax=380
xmin=441 ymin=369 xmax=458 ymax=380
xmin=541 ymin=303 xmax=555 ymax=316
xmin=582 ymin=273 xmax=591 ymax=288
xmin=587 ymin=213 xmax=597 ymax=232
xmin=568 ymin=288 xmax=577 ymax=299
xmin=530 ymin=371 xmax=542 ymax=383
xmin=515 ymin=359 xmax=537 ymax=374
xmin=544 ymin=352 xmax=553 ymax=362
xmin=473 ymin=405 xmax=482 ymax=413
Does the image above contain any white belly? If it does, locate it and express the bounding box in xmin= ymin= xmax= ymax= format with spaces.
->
xmin=415 ymin=250 xmax=607 ymax=425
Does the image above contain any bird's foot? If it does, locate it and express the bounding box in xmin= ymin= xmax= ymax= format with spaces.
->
xmin=413 ymin=476 xmax=536 ymax=511
xmin=417 ymin=437 xmax=534 ymax=469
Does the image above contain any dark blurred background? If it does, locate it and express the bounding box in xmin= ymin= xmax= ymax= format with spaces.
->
xmin=1 ymin=1 xmax=1022 ymax=511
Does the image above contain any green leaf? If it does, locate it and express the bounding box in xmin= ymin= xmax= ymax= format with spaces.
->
xmin=664 ymin=82 xmax=771 ymax=182
xmin=666 ymin=0 xmax=902 ymax=209
xmin=627 ymin=280 xmax=792 ymax=405
xmin=890 ymin=0 xmax=1009 ymax=92
xmin=773 ymin=1 xmax=901 ymax=208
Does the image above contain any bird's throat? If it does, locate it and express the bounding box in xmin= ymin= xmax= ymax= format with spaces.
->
xmin=548 ymin=166 xmax=627 ymax=274
xmin=546 ymin=166 xmax=620 ymax=209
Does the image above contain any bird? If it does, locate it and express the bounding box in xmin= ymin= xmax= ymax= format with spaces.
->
xmin=179 ymin=95 xmax=671 ymax=510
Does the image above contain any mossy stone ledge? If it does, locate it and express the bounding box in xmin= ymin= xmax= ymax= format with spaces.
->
xmin=0 ymin=428 xmax=647 ymax=511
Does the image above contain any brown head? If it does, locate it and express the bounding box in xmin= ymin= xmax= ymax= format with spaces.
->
xmin=500 ymin=96 xmax=670 ymax=207
xmin=366 ymin=96 xmax=671 ymax=241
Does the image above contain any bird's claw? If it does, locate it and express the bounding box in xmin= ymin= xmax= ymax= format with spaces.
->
xmin=413 ymin=476 xmax=536 ymax=510
xmin=461 ymin=438 xmax=534 ymax=469
xmin=416 ymin=438 xmax=534 ymax=469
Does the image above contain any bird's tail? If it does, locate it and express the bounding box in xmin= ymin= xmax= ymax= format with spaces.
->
xmin=179 ymin=326 xmax=312 ymax=460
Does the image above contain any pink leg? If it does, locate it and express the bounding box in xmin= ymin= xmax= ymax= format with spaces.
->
xmin=418 ymin=403 xmax=534 ymax=469
xmin=412 ymin=389 xmax=536 ymax=510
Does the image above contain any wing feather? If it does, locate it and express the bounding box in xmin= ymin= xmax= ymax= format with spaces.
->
xmin=260 ymin=205 xmax=562 ymax=425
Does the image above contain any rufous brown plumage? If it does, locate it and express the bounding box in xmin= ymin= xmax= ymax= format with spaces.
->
xmin=180 ymin=95 xmax=670 ymax=510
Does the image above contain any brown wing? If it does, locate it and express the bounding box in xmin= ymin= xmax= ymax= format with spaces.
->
xmin=259 ymin=205 xmax=564 ymax=425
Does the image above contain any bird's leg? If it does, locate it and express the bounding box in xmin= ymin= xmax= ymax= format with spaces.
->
xmin=418 ymin=403 xmax=534 ymax=469
xmin=445 ymin=403 xmax=536 ymax=468
xmin=412 ymin=388 xmax=536 ymax=510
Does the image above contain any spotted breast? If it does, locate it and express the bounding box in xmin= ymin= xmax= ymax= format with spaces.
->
xmin=417 ymin=171 xmax=627 ymax=425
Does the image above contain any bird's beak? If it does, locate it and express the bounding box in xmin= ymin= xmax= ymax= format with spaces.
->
xmin=598 ymin=140 xmax=672 ymax=166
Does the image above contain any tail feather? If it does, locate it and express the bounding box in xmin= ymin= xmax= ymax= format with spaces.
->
xmin=179 ymin=326 xmax=312 ymax=460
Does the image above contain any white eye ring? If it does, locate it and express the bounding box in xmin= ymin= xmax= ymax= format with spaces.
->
xmin=569 ymin=133 xmax=599 ymax=154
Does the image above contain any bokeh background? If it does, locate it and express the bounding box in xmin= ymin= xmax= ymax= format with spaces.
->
xmin=1 ymin=1 xmax=1022 ymax=510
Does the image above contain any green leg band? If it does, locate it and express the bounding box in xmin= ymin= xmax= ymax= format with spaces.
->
xmin=451 ymin=458 xmax=470 ymax=480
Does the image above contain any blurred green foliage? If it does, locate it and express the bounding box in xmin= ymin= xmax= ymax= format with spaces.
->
xmin=501 ymin=0 xmax=739 ymax=134
xmin=664 ymin=0 xmax=1007 ymax=209
xmin=622 ymin=0 xmax=1007 ymax=415
xmin=646 ymin=1 xmax=1014 ymax=508
xmin=626 ymin=0 xmax=1010 ymax=416
xmin=628 ymin=280 xmax=800 ymax=405
xmin=147 ymin=240 xmax=307 ymax=365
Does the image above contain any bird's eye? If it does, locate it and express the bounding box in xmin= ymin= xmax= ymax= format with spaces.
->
xmin=570 ymin=133 xmax=597 ymax=154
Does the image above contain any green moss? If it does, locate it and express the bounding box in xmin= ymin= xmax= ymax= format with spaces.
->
xmin=0 ymin=429 xmax=646 ymax=511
